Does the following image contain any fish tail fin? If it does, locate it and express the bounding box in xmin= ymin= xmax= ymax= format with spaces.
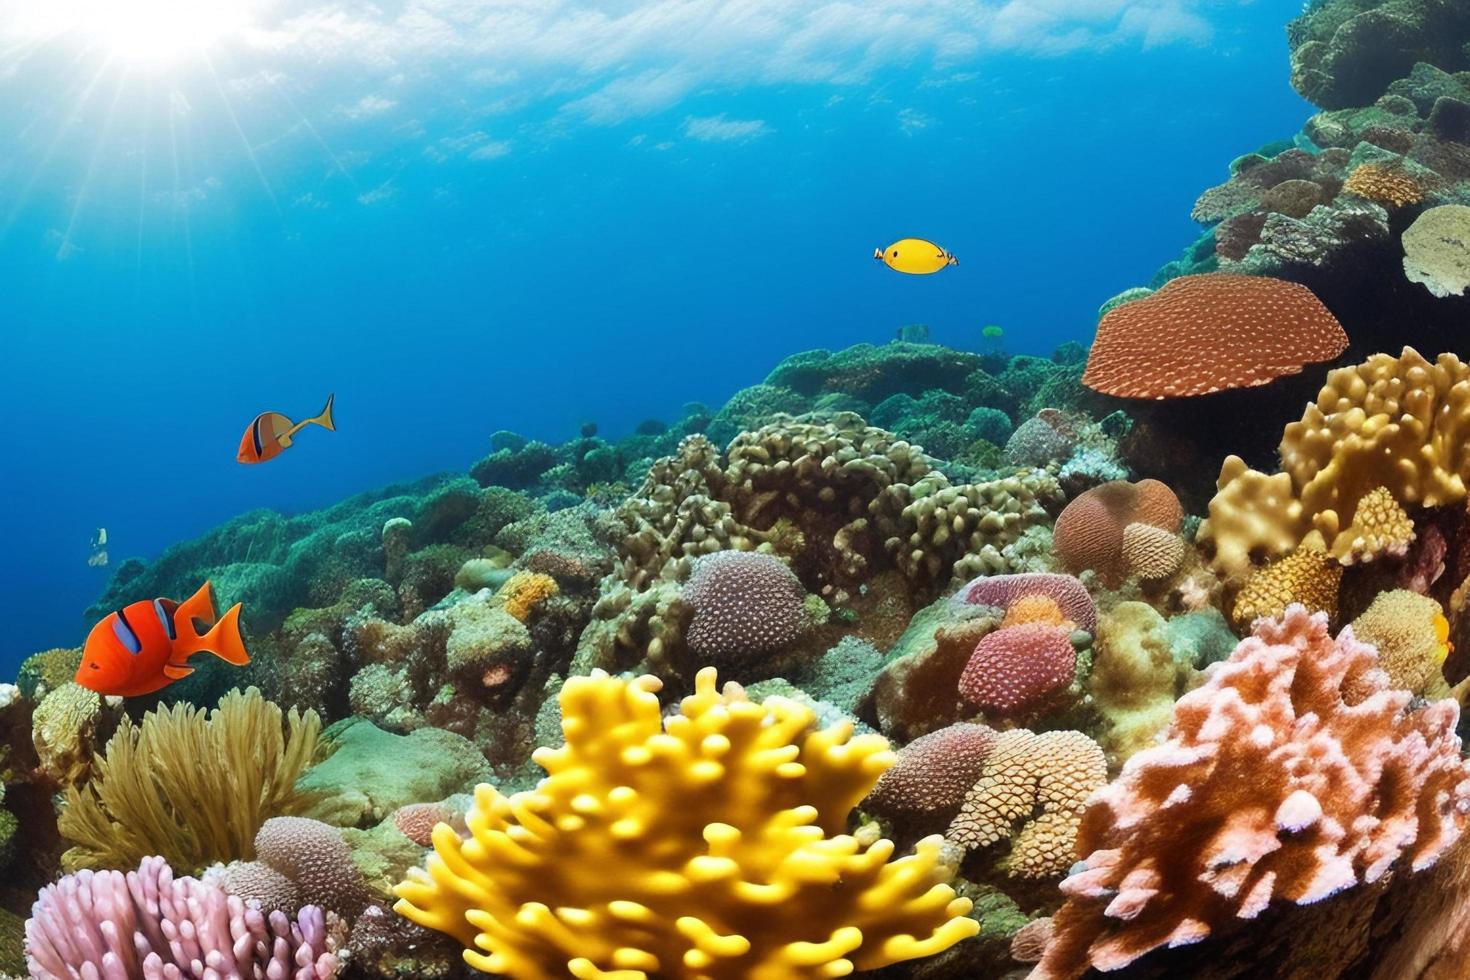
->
xmin=310 ymin=393 xmax=336 ymax=432
xmin=873 ymin=248 xmax=883 ymax=260
xmin=174 ymin=580 xmax=219 ymax=637
xmin=199 ymin=603 xmax=250 ymax=666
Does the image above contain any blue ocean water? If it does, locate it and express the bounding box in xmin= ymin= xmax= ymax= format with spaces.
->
xmin=0 ymin=1 xmax=1309 ymax=668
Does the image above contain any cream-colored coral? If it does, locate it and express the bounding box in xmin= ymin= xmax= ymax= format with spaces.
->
xmin=945 ymin=729 xmax=1107 ymax=879
xmin=1404 ymin=205 xmax=1470 ymax=298
xmin=1091 ymin=603 xmax=1187 ymax=764
xmin=32 ymin=682 xmax=105 ymax=789
xmin=1350 ymin=591 xmax=1452 ymax=698
xmin=1200 ymin=348 xmax=1470 ymax=582
xmin=1120 ymin=522 xmax=1185 ymax=581
xmin=1231 ymin=548 xmax=1341 ymax=629
xmin=393 ymin=668 xmax=978 ymax=978
xmin=1335 ymin=485 xmax=1415 ymax=565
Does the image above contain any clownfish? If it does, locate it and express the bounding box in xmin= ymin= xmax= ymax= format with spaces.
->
xmin=77 ymin=581 xmax=249 ymax=698
xmin=237 ymin=393 xmax=336 ymax=464
xmin=874 ymin=238 xmax=958 ymax=275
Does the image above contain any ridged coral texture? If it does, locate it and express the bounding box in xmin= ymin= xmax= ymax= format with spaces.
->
xmin=1034 ymin=606 xmax=1470 ymax=980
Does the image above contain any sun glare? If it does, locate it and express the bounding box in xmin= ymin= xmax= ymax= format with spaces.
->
xmin=71 ymin=0 xmax=251 ymax=65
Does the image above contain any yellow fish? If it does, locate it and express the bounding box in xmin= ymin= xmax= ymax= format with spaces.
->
xmin=875 ymin=237 xmax=958 ymax=275
xmin=1435 ymin=611 xmax=1454 ymax=666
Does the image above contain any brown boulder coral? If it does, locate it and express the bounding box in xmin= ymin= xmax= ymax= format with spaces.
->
xmin=1052 ymin=479 xmax=1183 ymax=587
xmin=1082 ymin=275 xmax=1347 ymax=399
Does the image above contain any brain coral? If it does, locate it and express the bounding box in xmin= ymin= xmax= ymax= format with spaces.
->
xmin=952 ymin=572 xmax=1097 ymax=632
xmin=946 ymin=729 xmax=1107 ymax=879
xmin=1199 ymin=348 xmax=1470 ymax=583
xmin=1350 ymin=590 xmax=1452 ymax=697
xmin=683 ymin=550 xmax=811 ymax=668
xmin=1033 ymin=606 xmax=1470 ymax=979
xmin=1120 ymin=522 xmax=1185 ymax=581
xmin=1082 ymin=274 xmax=1347 ymax=399
xmin=865 ymin=722 xmax=998 ymax=827
xmin=958 ymin=623 xmax=1078 ymax=719
xmin=393 ymin=668 xmax=979 ymax=978
xmin=1053 ymin=480 xmax=1183 ymax=587
xmin=1403 ymin=204 xmax=1470 ymax=298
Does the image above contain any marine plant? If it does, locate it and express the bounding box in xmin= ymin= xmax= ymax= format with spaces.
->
xmin=393 ymin=667 xmax=979 ymax=978
xmin=57 ymin=687 xmax=321 ymax=873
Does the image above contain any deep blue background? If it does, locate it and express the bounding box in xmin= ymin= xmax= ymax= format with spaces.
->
xmin=0 ymin=2 xmax=1311 ymax=668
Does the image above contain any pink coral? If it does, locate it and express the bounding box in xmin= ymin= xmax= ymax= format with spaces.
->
xmin=252 ymin=816 xmax=368 ymax=918
xmin=866 ymin=723 xmax=998 ymax=827
xmin=952 ymin=572 xmax=1097 ymax=632
xmin=959 ymin=624 xmax=1078 ymax=717
xmin=392 ymin=802 xmax=462 ymax=847
xmin=1034 ymin=606 xmax=1470 ymax=979
xmin=25 ymin=855 xmax=342 ymax=980
xmin=683 ymin=550 xmax=811 ymax=665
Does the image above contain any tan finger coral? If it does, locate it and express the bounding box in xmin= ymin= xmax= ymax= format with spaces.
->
xmin=945 ymin=729 xmax=1107 ymax=879
xmin=1231 ymin=548 xmax=1342 ymax=629
xmin=1200 ymin=348 xmax=1470 ymax=583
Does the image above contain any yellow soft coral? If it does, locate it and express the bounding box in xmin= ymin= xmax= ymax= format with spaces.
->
xmin=392 ymin=668 xmax=978 ymax=979
xmin=1200 ymin=348 xmax=1470 ymax=582
xmin=496 ymin=570 xmax=559 ymax=622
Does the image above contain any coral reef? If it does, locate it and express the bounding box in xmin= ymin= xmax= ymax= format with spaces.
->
xmin=1035 ymin=607 xmax=1470 ymax=978
xmin=393 ymin=668 xmax=979 ymax=978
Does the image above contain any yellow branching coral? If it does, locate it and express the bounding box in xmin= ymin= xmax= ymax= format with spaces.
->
xmin=58 ymin=687 xmax=320 ymax=873
xmin=496 ymin=570 xmax=559 ymax=622
xmin=393 ymin=667 xmax=978 ymax=979
xmin=1231 ymin=548 xmax=1341 ymax=629
xmin=1200 ymin=348 xmax=1470 ymax=583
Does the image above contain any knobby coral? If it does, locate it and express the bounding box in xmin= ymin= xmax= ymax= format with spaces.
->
xmin=958 ymin=624 xmax=1078 ymax=719
xmin=1231 ymin=547 xmax=1343 ymax=628
xmin=1034 ymin=606 xmax=1470 ymax=979
xmin=58 ymin=687 xmax=321 ymax=873
xmin=683 ymin=550 xmax=812 ymax=668
xmin=393 ymin=668 xmax=978 ymax=979
xmin=865 ymin=723 xmax=997 ymax=829
xmin=1082 ymin=274 xmax=1347 ymax=399
xmin=946 ymin=729 xmax=1107 ymax=879
xmin=1201 ymin=348 xmax=1470 ymax=583
xmin=25 ymin=856 xmax=342 ymax=980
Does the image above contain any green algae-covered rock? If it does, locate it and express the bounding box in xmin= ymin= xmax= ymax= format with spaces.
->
xmin=298 ymin=718 xmax=492 ymax=828
xmin=342 ymin=820 xmax=434 ymax=903
xmin=764 ymin=342 xmax=985 ymax=403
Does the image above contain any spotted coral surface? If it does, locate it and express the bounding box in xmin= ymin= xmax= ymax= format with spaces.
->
xmin=1081 ymin=274 xmax=1347 ymax=399
xmin=865 ymin=722 xmax=998 ymax=827
xmin=1200 ymin=348 xmax=1470 ymax=582
xmin=1034 ymin=606 xmax=1470 ymax=979
xmin=952 ymin=572 xmax=1097 ymax=632
xmin=958 ymin=624 xmax=1078 ymax=719
xmin=393 ymin=668 xmax=978 ymax=979
xmin=946 ymin=729 xmax=1107 ymax=879
xmin=683 ymin=550 xmax=812 ymax=669
xmin=1231 ymin=548 xmax=1342 ymax=628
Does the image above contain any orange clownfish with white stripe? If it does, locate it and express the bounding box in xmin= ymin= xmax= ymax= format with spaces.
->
xmin=237 ymin=393 xmax=336 ymax=464
xmin=77 ymin=581 xmax=250 ymax=698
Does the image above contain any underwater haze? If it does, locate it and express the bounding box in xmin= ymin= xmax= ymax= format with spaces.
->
xmin=0 ymin=0 xmax=1308 ymax=666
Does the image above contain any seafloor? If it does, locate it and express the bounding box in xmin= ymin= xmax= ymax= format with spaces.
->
xmin=12 ymin=2 xmax=1470 ymax=978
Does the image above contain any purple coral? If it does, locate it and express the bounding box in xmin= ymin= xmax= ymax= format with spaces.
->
xmin=25 ymin=855 xmax=342 ymax=980
xmin=952 ymin=572 xmax=1097 ymax=632
xmin=684 ymin=551 xmax=811 ymax=664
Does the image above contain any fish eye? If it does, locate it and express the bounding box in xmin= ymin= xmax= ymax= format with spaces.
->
xmin=891 ymin=250 xmax=899 ymax=257
xmin=88 ymin=663 xmax=99 ymax=670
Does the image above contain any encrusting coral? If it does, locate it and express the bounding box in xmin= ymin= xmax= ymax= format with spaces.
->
xmin=57 ymin=687 xmax=321 ymax=873
xmin=1403 ymin=204 xmax=1470 ymax=298
xmin=1342 ymin=162 xmax=1425 ymax=208
xmin=1201 ymin=348 xmax=1470 ymax=583
xmin=25 ymin=855 xmax=343 ymax=980
xmin=1231 ymin=547 xmax=1343 ymax=628
xmin=945 ymin=729 xmax=1107 ymax=879
xmin=393 ymin=667 xmax=979 ymax=978
xmin=1033 ymin=606 xmax=1470 ymax=979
